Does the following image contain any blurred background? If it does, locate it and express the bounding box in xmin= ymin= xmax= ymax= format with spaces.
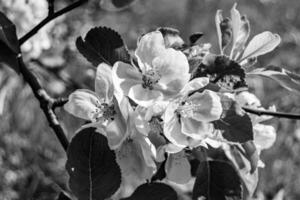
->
xmin=0 ymin=0 xmax=300 ymax=199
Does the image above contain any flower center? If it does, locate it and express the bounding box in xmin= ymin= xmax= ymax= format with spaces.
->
xmin=92 ymin=103 xmax=116 ymax=122
xmin=142 ymin=69 xmax=161 ymax=90
xmin=149 ymin=116 xmax=163 ymax=134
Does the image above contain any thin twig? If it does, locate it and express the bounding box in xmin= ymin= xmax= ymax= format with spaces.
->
xmin=243 ymin=106 xmax=300 ymax=120
xmin=52 ymin=98 xmax=68 ymax=110
xmin=47 ymin=0 xmax=55 ymax=16
xmin=18 ymin=56 xmax=69 ymax=151
xmin=19 ymin=0 xmax=88 ymax=45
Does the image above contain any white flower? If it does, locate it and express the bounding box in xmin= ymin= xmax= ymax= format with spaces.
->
xmin=163 ymin=78 xmax=223 ymax=149
xmin=112 ymin=31 xmax=190 ymax=107
xmin=64 ymin=63 xmax=130 ymax=149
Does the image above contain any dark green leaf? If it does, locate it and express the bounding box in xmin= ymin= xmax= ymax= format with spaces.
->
xmin=191 ymin=55 xmax=247 ymax=90
xmin=121 ymin=183 xmax=178 ymax=200
xmin=0 ymin=11 xmax=20 ymax=72
xmin=192 ymin=160 xmax=242 ymax=200
xmin=214 ymin=94 xmax=253 ymax=143
xmin=76 ymin=26 xmax=131 ymax=67
xmin=66 ymin=127 xmax=121 ymax=200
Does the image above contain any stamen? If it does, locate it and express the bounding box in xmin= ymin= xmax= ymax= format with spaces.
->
xmin=92 ymin=103 xmax=116 ymax=122
xmin=142 ymin=69 xmax=161 ymax=90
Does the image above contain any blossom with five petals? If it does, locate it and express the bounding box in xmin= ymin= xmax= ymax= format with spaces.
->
xmin=64 ymin=63 xmax=129 ymax=149
xmin=112 ymin=31 xmax=190 ymax=107
xmin=163 ymin=77 xmax=223 ymax=150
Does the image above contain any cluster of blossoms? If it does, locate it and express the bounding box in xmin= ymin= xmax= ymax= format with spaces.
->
xmin=64 ymin=4 xmax=279 ymax=195
xmin=1 ymin=0 xmax=56 ymax=58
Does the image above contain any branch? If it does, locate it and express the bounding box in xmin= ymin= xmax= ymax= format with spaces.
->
xmin=18 ymin=56 xmax=69 ymax=151
xmin=47 ymin=0 xmax=55 ymax=16
xmin=19 ymin=0 xmax=88 ymax=45
xmin=243 ymin=106 xmax=300 ymax=120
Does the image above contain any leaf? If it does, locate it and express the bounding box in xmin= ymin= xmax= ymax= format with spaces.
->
xmin=0 ymin=11 xmax=20 ymax=73
xmin=66 ymin=127 xmax=121 ymax=200
xmin=192 ymin=55 xmax=247 ymax=90
xmin=241 ymin=31 xmax=281 ymax=61
xmin=189 ymin=32 xmax=204 ymax=45
xmin=214 ymin=94 xmax=254 ymax=143
xmin=230 ymin=3 xmax=241 ymax=49
xmin=215 ymin=10 xmax=223 ymax=54
xmin=225 ymin=145 xmax=258 ymax=197
xmin=192 ymin=160 xmax=242 ymax=200
xmin=232 ymin=15 xmax=250 ymax=60
xmin=121 ymin=183 xmax=178 ymax=200
xmin=220 ymin=18 xmax=232 ymax=51
xmin=247 ymin=65 xmax=300 ymax=94
xmin=76 ymin=26 xmax=131 ymax=67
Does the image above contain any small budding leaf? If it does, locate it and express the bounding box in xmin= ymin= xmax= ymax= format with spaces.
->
xmin=0 ymin=11 xmax=20 ymax=73
xmin=214 ymin=94 xmax=254 ymax=143
xmin=121 ymin=182 xmax=178 ymax=200
xmin=192 ymin=160 xmax=242 ymax=200
xmin=189 ymin=32 xmax=204 ymax=45
xmin=247 ymin=65 xmax=300 ymax=94
xmin=66 ymin=127 xmax=121 ymax=200
xmin=191 ymin=54 xmax=247 ymax=91
xmin=76 ymin=26 xmax=131 ymax=67
xmin=241 ymin=31 xmax=281 ymax=61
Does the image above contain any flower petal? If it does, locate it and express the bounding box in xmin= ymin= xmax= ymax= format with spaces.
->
xmin=64 ymin=89 xmax=100 ymax=121
xmin=135 ymin=31 xmax=165 ymax=72
xmin=163 ymin=102 xmax=189 ymax=147
xmin=236 ymin=91 xmax=261 ymax=107
xmin=95 ymin=63 xmax=114 ymax=103
xmin=112 ymin=61 xmax=142 ymax=100
xmin=180 ymin=77 xmax=210 ymax=97
xmin=253 ymin=124 xmax=276 ymax=150
xmin=181 ymin=117 xmax=212 ymax=140
xmin=116 ymin=136 xmax=156 ymax=181
xmin=153 ymin=48 xmax=190 ymax=95
xmin=165 ymin=151 xmax=192 ymax=184
xmin=128 ymin=85 xmax=162 ymax=107
xmin=188 ymin=90 xmax=223 ymax=122
xmin=106 ymin=112 xmax=127 ymax=150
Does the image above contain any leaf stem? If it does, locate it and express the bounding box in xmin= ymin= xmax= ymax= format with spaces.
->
xmin=19 ymin=0 xmax=88 ymax=45
xmin=18 ymin=56 xmax=69 ymax=151
xmin=243 ymin=106 xmax=300 ymax=120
